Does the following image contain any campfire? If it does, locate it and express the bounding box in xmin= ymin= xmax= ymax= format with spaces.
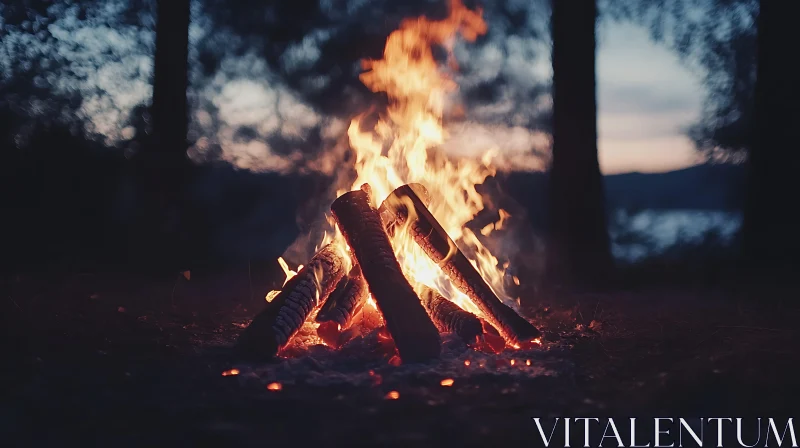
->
xmin=237 ymin=0 xmax=541 ymax=363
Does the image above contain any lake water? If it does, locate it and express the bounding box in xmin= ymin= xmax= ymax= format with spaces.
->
xmin=610 ymin=209 xmax=742 ymax=262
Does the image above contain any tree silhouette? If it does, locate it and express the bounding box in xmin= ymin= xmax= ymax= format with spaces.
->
xmin=131 ymin=0 xmax=193 ymax=270
xmin=547 ymin=0 xmax=613 ymax=286
xmin=743 ymin=0 xmax=800 ymax=269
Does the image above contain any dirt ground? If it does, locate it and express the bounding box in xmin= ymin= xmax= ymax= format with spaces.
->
xmin=2 ymin=267 xmax=799 ymax=447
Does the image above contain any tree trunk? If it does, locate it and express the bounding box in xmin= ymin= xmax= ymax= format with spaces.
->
xmin=152 ymin=0 xmax=190 ymax=159
xmin=742 ymin=0 xmax=800 ymax=271
xmin=547 ymin=0 xmax=613 ymax=286
xmin=134 ymin=0 xmax=192 ymax=270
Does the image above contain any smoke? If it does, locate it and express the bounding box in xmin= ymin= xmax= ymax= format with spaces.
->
xmin=442 ymin=122 xmax=550 ymax=171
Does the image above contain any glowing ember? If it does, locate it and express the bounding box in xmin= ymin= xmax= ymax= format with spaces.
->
xmin=385 ymin=391 xmax=400 ymax=400
xmin=221 ymin=368 xmax=240 ymax=377
xmin=526 ymin=359 xmax=531 ymax=366
xmin=266 ymin=382 xmax=282 ymax=391
xmin=440 ymin=378 xmax=455 ymax=387
xmin=464 ymin=359 xmax=471 ymax=366
xmin=510 ymin=359 xmax=516 ymax=366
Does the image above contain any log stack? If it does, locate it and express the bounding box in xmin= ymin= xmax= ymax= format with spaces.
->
xmin=237 ymin=182 xmax=540 ymax=362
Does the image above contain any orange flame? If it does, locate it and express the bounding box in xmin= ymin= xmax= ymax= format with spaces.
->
xmin=337 ymin=0 xmax=514 ymax=318
xmin=278 ymin=257 xmax=301 ymax=286
xmin=221 ymin=368 xmax=240 ymax=377
xmin=273 ymin=0 xmax=520 ymax=343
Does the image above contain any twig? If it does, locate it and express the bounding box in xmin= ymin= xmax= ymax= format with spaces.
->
xmin=171 ymin=275 xmax=179 ymax=306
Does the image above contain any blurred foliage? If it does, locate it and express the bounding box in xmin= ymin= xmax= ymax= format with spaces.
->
xmin=1 ymin=0 xmax=758 ymax=153
xmin=0 ymin=0 xmax=756 ymax=270
xmin=0 ymin=0 xmax=154 ymax=144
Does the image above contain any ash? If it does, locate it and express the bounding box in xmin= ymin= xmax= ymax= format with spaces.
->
xmin=235 ymin=329 xmax=573 ymax=389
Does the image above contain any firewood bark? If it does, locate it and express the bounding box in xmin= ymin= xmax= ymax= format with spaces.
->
xmin=316 ymin=265 xmax=369 ymax=329
xmin=379 ymin=184 xmax=540 ymax=346
xmin=331 ymin=186 xmax=441 ymax=362
xmin=378 ymin=183 xmax=431 ymax=232
xmin=419 ymin=286 xmax=483 ymax=345
xmin=236 ymin=243 xmax=346 ymax=358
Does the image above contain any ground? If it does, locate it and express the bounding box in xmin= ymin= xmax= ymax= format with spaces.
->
xmin=2 ymin=267 xmax=799 ymax=446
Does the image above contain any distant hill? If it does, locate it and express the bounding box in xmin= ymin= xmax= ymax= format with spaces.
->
xmin=603 ymin=163 xmax=745 ymax=211
xmin=497 ymin=163 xmax=746 ymax=227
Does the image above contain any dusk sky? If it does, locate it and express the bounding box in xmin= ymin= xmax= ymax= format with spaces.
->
xmin=597 ymin=22 xmax=704 ymax=174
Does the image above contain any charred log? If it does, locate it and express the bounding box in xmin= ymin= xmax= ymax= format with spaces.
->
xmin=236 ymin=243 xmax=346 ymax=358
xmin=331 ymin=186 xmax=441 ymax=363
xmin=379 ymin=184 xmax=541 ymax=346
xmin=419 ymin=286 xmax=483 ymax=345
xmin=316 ymin=265 xmax=369 ymax=329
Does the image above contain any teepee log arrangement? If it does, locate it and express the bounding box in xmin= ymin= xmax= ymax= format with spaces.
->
xmin=237 ymin=182 xmax=540 ymax=362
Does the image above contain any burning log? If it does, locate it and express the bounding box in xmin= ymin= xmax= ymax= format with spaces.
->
xmin=331 ymin=185 xmax=441 ymax=362
xmin=419 ymin=286 xmax=483 ymax=345
xmin=316 ymin=265 xmax=369 ymax=329
xmin=315 ymin=265 xmax=371 ymax=348
xmin=379 ymin=184 xmax=541 ymax=346
xmin=236 ymin=243 xmax=346 ymax=358
xmin=378 ymin=183 xmax=431 ymax=235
